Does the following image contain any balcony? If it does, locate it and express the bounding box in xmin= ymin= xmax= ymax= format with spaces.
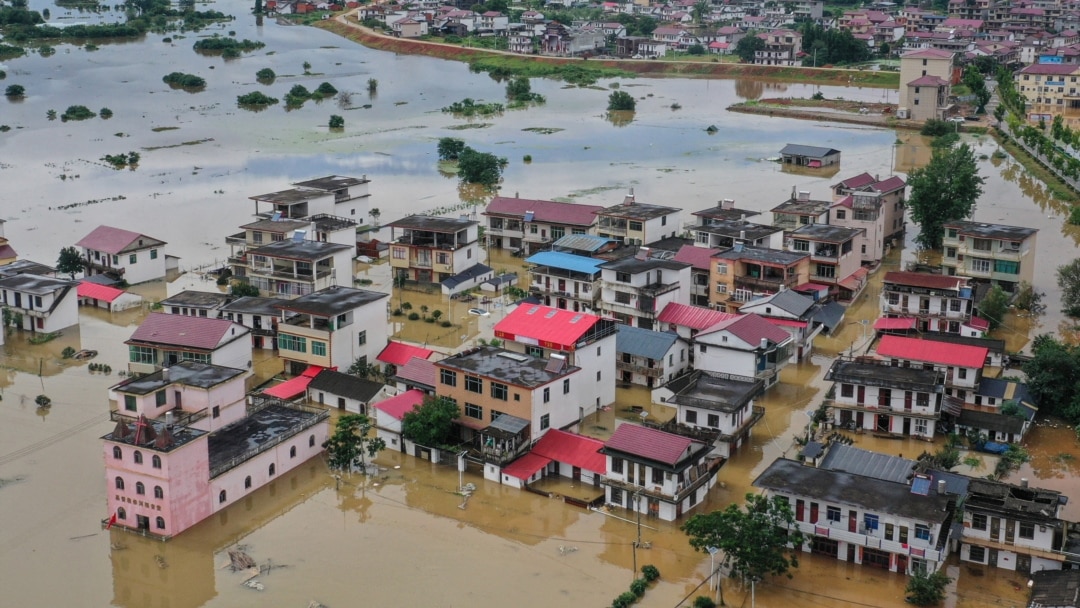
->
xmin=226 ymin=232 xmax=247 ymax=246
xmin=616 ymin=361 xmax=664 ymax=378
xmin=597 ymin=223 xmax=628 ymax=235
xmin=639 ymin=281 xmax=680 ymax=298
xmin=735 ymin=273 xmax=798 ymax=292
xmin=85 ymin=260 xmax=124 ymax=276
xmin=811 ymin=248 xmax=840 ymax=261
xmin=248 ymin=266 xmax=333 ymax=281
xmin=791 ymin=520 xmax=944 ymax=563
xmin=602 ymin=457 xmax=721 ymax=504
xmin=110 ymin=406 xmax=208 ymax=428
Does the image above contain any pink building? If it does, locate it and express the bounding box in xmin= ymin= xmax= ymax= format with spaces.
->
xmin=102 ymin=361 xmax=329 ymax=538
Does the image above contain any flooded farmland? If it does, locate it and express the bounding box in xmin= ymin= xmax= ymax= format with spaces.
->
xmin=0 ymin=0 xmax=1078 ymax=606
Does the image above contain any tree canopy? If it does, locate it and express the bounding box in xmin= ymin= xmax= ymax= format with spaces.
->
xmin=401 ymin=396 xmax=461 ymax=448
xmin=437 ymin=137 xmax=466 ymax=161
xmin=799 ymin=23 xmax=871 ymax=66
xmin=905 ymin=569 xmax=951 ymax=606
xmin=607 ymin=90 xmax=635 ymax=111
xmin=323 ymin=414 xmax=385 ymax=472
xmin=457 ymin=146 xmax=507 ymax=187
xmin=681 ymin=493 xmax=806 ymax=583
xmin=1022 ymin=334 xmax=1080 ymax=424
xmin=56 ymin=246 xmax=83 ymax=279
xmin=1058 ymin=258 xmax=1080 ymax=317
xmin=907 ymin=143 xmax=984 ymax=249
xmin=977 ymin=284 xmax=1009 ymax=331
xmin=230 ymin=282 xmax=259 ymax=297
xmin=735 ymin=35 xmax=764 ymax=63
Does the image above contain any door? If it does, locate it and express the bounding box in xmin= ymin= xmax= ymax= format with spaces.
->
xmin=857 ymin=386 xmax=865 ymax=404
xmin=988 ymin=549 xmax=998 ymax=568
xmin=796 ymin=499 xmax=805 ymax=522
xmin=809 ymin=502 xmax=819 ymax=524
xmin=876 ymin=415 xmax=890 ymax=433
xmin=848 ymin=510 xmax=858 ymax=533
xmin=337 ymin=397 xmax=346 ymax=411
xmin=1005 ymin=520 xmax=1015 ymax=544
xmin=1017 ymin=554 xmax=1031 ymax=574
xmin=136 ymin=515 xmax=150 ymax=531
xmin=847 ymin=543 xmax=857 ymax=562
xmin=174 ymin=390 xmax=182 ymax=409
xmin=573 ymin=467 xmax=581 ymax=482
xmin=896 ymin=554 xmax=908 ymax=574
xmin=856 ymin=412 xmax=864 ymax=429
xmin=903 ymin=418 xmax=912 ymax=435
xmin=990 ymin=517 xmax=1001 ymax=541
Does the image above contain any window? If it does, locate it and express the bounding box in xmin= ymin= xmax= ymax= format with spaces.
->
xmin=156 ymin=517 xmax=165 ymax=530
xmin=358 ymin=331 xmax=367 ymax=346
xmin=134 ymin=451 xmax=143 ymax=464
xmin=212 ymin=406 xmax=220 ymax=419
xmin=278 ymin=334 xmax=307 ymax=353
xmin=465 ymin=375 xmax=482 ymax=393
xmin=526 ymin=346 xmax=543 ymax=358
xmin=309 ymin=434 xmax=316 ymax=447
xmin=290 ymin=446 xmax=297 ymax=458
xmin=815 ymin=264 xmax=835 ymax=279
xmin=968 ymin=546 xmax=986 ymax=563
xmin=129 ymin=254 xmax=137 ymax=264
xmin=129 ymin=345 xmax=156 ymax=365
xmin=614 ymin=291 xmax=632 ymax=304
xmin=699 ymin=344 xmax=707 ymax=353
xmin=950 ymin=299 xmax=962 ymax=312
xmin=792 ymin=239 xmax=809 ymax=252
xmin=490 ymin=410 xmax=504 ymax=422
xmin=596 ymin=346 xmax=601 ymax=356
xmin=596 ymin=371 xmax=601 ymax=382
xmin=540 ymin=414 xmax=550 ymax=430
xmin=615 ymin=272 xmax=631 ymax=283
xmin=113 ymin=446 xmax=122 ymax=459
xmin=440 ymin=369 xmax=457 ymax=387
xmin=864 ymin=514 xmax=879 ymax=531
xmin=661 ymin=216 xmax=667 ymax=226
xmin=1019 ymin=522 xmax=1035 ymax=539
xmin=112 ymin=255 xmax=119 ymax=265
xmin=610 ymin=457 xmax=623 ymax=474
xmin=715 ymin=283 xmax=727 ymax=294
xmin=155 ymin=391 xmax=167 ymax=407
xmin=706 ymin=413 xmax=719 ymax=428
xmin=827 ymin=506 xmax=841 ymax=523
xmin=946 ymin=247 xmax=957 ymax=258
xmin=971 ymin=258 xmax=991 ymax=274
xmin=629 ymin=221 xmax=643 ymax=232
xmin=514 ymin=393 xmax=520 ymax=401
xmin=115 ymin=476 xmax=125 ymax=490
xmin=392 ymin=247 xmax=407 ymax=259
xmin=152 ymin=455 xmax=161 ymax=469
xmin=840 ymin=384 xmax=854 ymax=398
xmin=312 ymin=341 xmax=327 ymax=357
xmin=994 ymin=260 xmax=1019 ymax=275
xmin=269 ymin=463 xmax=275 ymax=476
xmin=610 ymin=487 xmax=624 ymax=506
xmin=914 ymin=524 xmax=931 ymax=541
xmin=958 ymin=368 xmax=968 ymax=380
xmin=154 ymin=486 xmax=164 ymax=499
xmin=219 ymin=490 xmax=227 ymax=504
xmin=491 ymin=382 xmax=508 ymax=401
xmin=716 ymin=263 xmax=727 ymax=275
xmin=686 ymin=410 xmax=698 ymax=424
xmin=136 ymin=482 xmax=145 ymax=496
xmin=245 ymin=476 xmax=252 ymax=489
xmin=117 ymin=507 xmax=126 ymax=520
xmin=971 ymin=238 xmax=992 ymax=252
xmin=563 ymin=379 xmax=570 ymax=394
xmin=150 ymin=249 xmax=158 ymax=260
xmin=835 ymin=210 xmax=846 ymax=220
xmin=465 ymin=403 xmax=484 ymax=419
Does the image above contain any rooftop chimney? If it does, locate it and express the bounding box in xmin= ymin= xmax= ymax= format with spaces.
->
xmin=165 ymin=411 xmax=174 ymax=429
xmin=937 ymin=479 xmax=947 ymax=495
xmin=760 ymin=338 xmax=768 ymax=350
xmin=721 ymin=198 xmax=735 ymax=210
xmin=623 ymin=187 xmax=635 ymax=206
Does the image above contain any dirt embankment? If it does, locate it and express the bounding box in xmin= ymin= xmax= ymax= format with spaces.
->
xmin=315 ymin=19 xmax=899 ymax=88
xmin=728 ymin=102 xmax=918 ymax=130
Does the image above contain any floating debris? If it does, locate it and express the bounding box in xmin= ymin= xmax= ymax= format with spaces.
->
xmin=243 ymin=579 xmax=265 ymax=591
xmin=228 ymin=549 xmax=257 ymax=571
xmin=155 ymin=554 xmax=168 ymax=569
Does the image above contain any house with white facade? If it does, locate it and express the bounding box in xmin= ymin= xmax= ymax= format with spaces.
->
xmin=656 ymin=302 xmax=737 ymax=343
xmin=0 ymin=274 xmax=78 ymax=333
xmin=739 ymin=288 xmax=844 ymax=361
xmin=306 ymin=369 xmax=388 ymax=415
xmin=219 ymin=296 xmax=291 ymax=351
xmin=941 ymin=221 xmax=1038 ymax=294
xmin=125 ymin=313 xmax=252 ymax=375
xmin=831 ymin=173 xmax=907 ymax=263
xmin=373 ymin=389 xmax=425 ymax=453
xmin=483 ymin=196 xmax=603 ymax=255
xmin=274 ymin=285 xmax=389 ymax=377
xmin=387 ymin=215 xmax=482 ymax=286
xmin=238 ymin=239 xmax=354 ymax=299
xmin=600 ymin=422 xmax=720 ymax=521
xmin=693 ymin=313 xmax=793 ymax=388
xmin=595 ymin=190 xmax=682 ymax=246
xmin=76 ymin=225 xmax=170 ymax=285
xmin=655 ymin=370 xmax=764 ymax=459
xmin=526 ymin=251 xmax=604 ymax=314
xmin=788 ymin=224 xmax=867 ymax=301
xmin=825 ymin=358 xmax=947 ymax=438
xmin=77 ymin=281 xmax=143 ymax=312
xmin=615 ymin=325 xmax=689 ymax=388
xmin=599 ymin=250 xmax=691 ymax=330
xmin=690 ymin=218 xmax=785 ymax=251
xmin=494 ymin=304 xmax=617 ymax=417
xmin=247 ymin=175 xmax=371 ymax=222
xmin=499 ymin=429 xmax=606 ymax=491
xmin=880 ymin=271 xmax=975 ymax=335
xmin=876 ymin=334 xmax=987 ymax=404
xmin=160 ymin=291 xmax=231 ymax=319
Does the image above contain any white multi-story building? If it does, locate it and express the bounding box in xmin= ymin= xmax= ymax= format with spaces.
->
xmin=483 ymin=196 xmax=603 ymax=255
xmin=657 ymin=370 xmax=764 ymax=459
xmin=595 ymin=190 xmax=681 ymax=246
xmin=125 ymin=313 xmax=252 ymax=376
xmin=875 ymin=334 xmax=987 ymax=404
xmin=76 ymin=225 xmax=169 ymax=285
xmin=825 ymin=358 xmax=946 ymax=438
xmin=274 ymin=286 xmax=389 ymax=376
xmin=693 ymin=313 xmax=793 ymax=388
xmin=526 ymin=251 xmax=604 ymax=314
xmin=880 ymin=271 xmax=975 ymax=334
xmin=248 ymin=175 xmax=371 ymax=222
xmin=614 ymin=325 xmax=689 ymax=388
xmin=386 ymin=215 xmax=482 ymax=286
xmin=0 ymin=274 xmax=78 ymax=333
xmin=599 ymin=250 xmax=691 ymax=330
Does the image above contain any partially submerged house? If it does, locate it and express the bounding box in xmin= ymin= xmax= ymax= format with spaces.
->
xmin=498 ymin=428 xmax=606 ymax=492
xmin=779 ymin=144 xmax=841 ymax=168
xmin=76 ymin=225 xmax=173 ymax=285
xmin=654 ymin=370 xmax=764 ymax=459
xmin=614 ymin=325 xmax=689 ymax=388
xmin=0 ymin=274 xmax=79 ymax=333
xmin=77 ymin=281 xmax=143 ymax=312
xmin=125 ymin=313 xmax=252 ymax=375
xmin=693 ymin=313 xmax=793 ymax=389
xmin=306 ymin=369 xmax=388 ymax=415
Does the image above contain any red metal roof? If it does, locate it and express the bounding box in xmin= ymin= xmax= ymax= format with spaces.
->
xmin=0 ymin=244 xmax=16 ymax=259
xmin=883 ymin=271 xmax=966 ymax=291
xmin=531 ymin=429 xmax=606 ymax=474
xmin=673 ymin=245 xmax=720 ymax=270
xmin=484 ymin=197 xmax=605 ymax=227
xmin=373 ymin=389 xmax=425 ymax=421
xmin=494 ymin=304 xmax=601 ymax=351
xmin=377 ymin=341 xmax=434 ymax=366
xmin=657 ymin=302 xmax=737 ymax=331
xmin=127 ymin=313 xmax=244 ymax=350
xmin=77 ymin=280 xmax=126 ymax=303
xmin=501 ymin=452 xmax=552 ymax=480
xmin=907 ymin=75 xmax=949 ymax=87
xmin=605 ymin=423 xmax=695 ymax=466
xmin=877 ymin=335 xmax=988 ymax=368
xmin=262 ymin=365 xmax=322 ymax=399
xmin=1019 ymin=63 xmax=1080 ymax=75
xmin=395 ymin=356 xmax=437 ymax=387
xmin=699 ymin=313 xmax=791 ymax=345
xmin=837 ymin=172 xmax=876 ymax=190
xmin=966 ymin=316 xmax=990 ymax=331
xmin=874 ymin=317 xmax=916 ymax=331
xmin=902 ymin=48 xmax=954 ymax=59
xmin=766 ymin=317 xmax=808 ymax=329
xmin=75 ymin=225 xmax=160 ymax=255
xmin=871 ymin=175 xmax=906 ymax=194
xmin=839 ymin=267 xmax=870 ymax=291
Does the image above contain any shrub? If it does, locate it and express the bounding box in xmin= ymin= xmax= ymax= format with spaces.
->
xmin=35 ymin=395 xmax=52 ymax=408
xmin=315 ymin=82 xmax=338 ymax=97
xmin=163 ymin=72 xmax=207 ymax=89
xmin=5 ymin=84 xmax=25 ymax=97
xmin=256 ymin=67 xmax=276 ymax=83
xmin=407 ymin=312 xmax=420 ymax=320
xmin=921 ymin=119 xmax=952 ymax=137
xmin=641 ymin=565 xmax=660 ymax=582
xmin=61 ymin=346 xmax=76 ymax=359
xmin=99 ymin=107 xmax=113 ymax=119
xmin=608 ymin=90 xmax=635 ymax=111
xmin=193 ymin=37 xmax=264 ymax=53
xmin=237 ymin=91 xmax=279 ymax=106
xmin=440 ymin=320 xmax=452 ymax=327
xmin=629 ymin=578 xmax=647 ymax=598
xmin=329 ymin=114 xmax=344 ymax=129
xmin=523 ymin=154 xmax=532 ymax=163
xmin=693 ymin=597 xmax=717 ymax=608
xmin=612 ymin=592 xmax=637 ymax=608
xmin=1069 ymin=206 xmax=1080 ymax=226
xmin=61 ymin=105 xmax=96 ymax=121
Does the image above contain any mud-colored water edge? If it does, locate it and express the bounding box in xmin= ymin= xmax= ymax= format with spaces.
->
xmin=313 ymin=19 xmax=899 ymax=88
xmin=729 ymin=102 xmax=921 ymax=131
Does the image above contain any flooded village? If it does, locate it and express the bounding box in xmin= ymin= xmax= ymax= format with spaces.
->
xmin=5 ymin=0 xmax=1080 ymax=607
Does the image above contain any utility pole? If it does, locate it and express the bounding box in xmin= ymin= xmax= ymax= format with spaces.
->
xmin=632 ymin=489 xmax=642 ymax=580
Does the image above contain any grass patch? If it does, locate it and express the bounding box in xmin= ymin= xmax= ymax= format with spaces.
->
xmin=441 ymin=98 xmax=504 ymax=117
xmin=522 ymin=127 xmax=564 ymax=134
xmin=151 ymin=126 xmax=179 ymax=132
xmin=28 ymin=332 xmax=61 ymax=345
xmin=142 ymin=138 xmax=213 ymax=151
xmin=468 ymin=55 xmax=633 ymax=86
xmin=445 ymin=123 xmax=492 ymax=130
xmin=995 ymin=130 xmax=1078 ymax=202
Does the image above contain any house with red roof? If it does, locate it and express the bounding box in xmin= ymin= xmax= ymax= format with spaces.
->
xmin=483 ymin=196 xmax=605 ymax=255
xmin=76 ymin=225 xmax=171 ymax=285
xmin=373 ymin=389 xmax=426 ymax=452
xmin=498 ymin=428 xmax=606 ymax=490
xmin=657 ymin=301 xmax=737 ymax=342
xmin=377 ymin=340 xmax=434 ymax=368
xmin=881 ymin=271 xmax=975 ymax=335
xmin=0 ymin=219 xmax=16 ymax=266
xmin=494 ymin=304 xmax=617 ymax=414
xmin=600 ymin=422 xmax=719 ymax=521
xmin=875 ymin=335 xmax=988 ymax=403
xmin=694 ymin=313 xmax=794 ymax=388
xmin=392 ymin=356 xmax=438 ymax=394
xmin=77 ymin=280 xmax=143 ymax=312
xmin=830 ymin=172 xmax=908 ymax=264
xmin=125 ymin=313 xmax=252 ymax=375
xmin=655 ymin=370 xmax=765 ymax=458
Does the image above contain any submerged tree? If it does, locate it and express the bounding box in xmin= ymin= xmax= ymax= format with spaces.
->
xmin=323 ymin=413 xmax=385 ymax=472
xmin=401 ymin=396 xmax=460 ymax=448
xmin=1057 ymin=258 xmax=1080 ymax=317
xmin=56 ymin=246 xmax=83 ymax=279
xmin=978 ymin=284 xmax=1010 ymax=331
xmin=607 ymin=90 xmax=636 ymax=111
xmin=907 ymin=143 xmax=984 ymax=249
xmin=437 ymin=137 xmax=466 ymax=161
xmin=905 ymin=569 xmax=951 ymax=606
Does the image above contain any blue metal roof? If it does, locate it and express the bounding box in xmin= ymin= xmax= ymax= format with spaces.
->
xmin=615 ymin=325 xmax=680 ymax=361
xmin=526 ymin=251 xmax=604 ymax=275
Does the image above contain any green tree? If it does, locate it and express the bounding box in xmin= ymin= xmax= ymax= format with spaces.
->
xmin=682 ymin=493 xmax=806 ymax=583
xmin=230 ymin=281 xmax=260 ymax=297
xmin=401 ymin=396 xmax=460 ymax=448
xmin=691 ymin=0 xmax=711 ymax=24
xmin=1058 ymin=258 xmax=1080 ymax=317
xmin=457 ymin=146 xmax=506 ymax=186
xmin=735 ymin=35 xmax=765 ymax=63
xmin=978 ymin=284 xmax=1010 ymax=331
xmin=255 ymin=67 xmax=276 ymax=83
xmin=329 ymin=114 xmax=344 ymax=129
xmin=905 ymin=569 xmax=951 ymax=605
xmin=367 ymin=78 xmax=378 ymax=93
xmin=323 ymin=413 xmax=385 ymax=472
xmin=56 ymin=246 xmax=83 ymax=279
xmin=687 ymin=43 xmax=706 ymax=56
xmin=254 ymin=0 xmax=263 ymax=14
xmin=437 ymin=137 xmax=466 ymax=161
xmin=1023 ymin=335 xmax=1080 ymax=424
xmin=907 ymin=143 xmax=984 ymax=249
xmin=607 ymin=90 xmax=635 ymax=111
xmin=5 ymin=84 xmax=24 ymax=97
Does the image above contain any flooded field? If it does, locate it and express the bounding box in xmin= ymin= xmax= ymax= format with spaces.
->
xmin=1 ymin=1 xmax=1078 ymax=606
